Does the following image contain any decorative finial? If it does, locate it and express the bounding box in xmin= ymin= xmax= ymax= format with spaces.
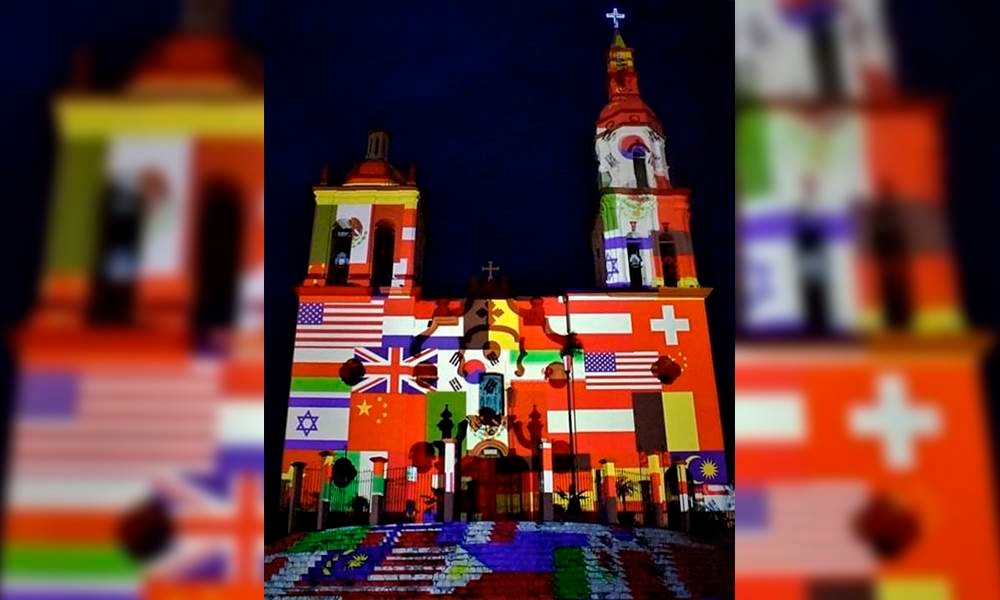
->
xmin=319 ymin=164 xmax=329 ymax=185
xmin=182 ymin=0 xmax=230 ymax=33
xmin=605 ymin=8 xmax=625 ymax=29
xmin=481 ymin=260 xmax=500 ymax=282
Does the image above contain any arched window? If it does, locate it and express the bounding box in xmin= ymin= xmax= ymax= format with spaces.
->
xmin=659 ymin=229 xmax=678 ymax=287
xmin=88 ymin=181 xmax=143 ymax=325
xmin=370 ymin=220 xmax=395 ymax=290
xmin=871 ymin=198 xmax=910 ymax=329
xmin=626 ymin=238 xmax=644 ymax=290
xmin=632 ymin=146 xmax=649 ymax=188
xmin=327 ymin=221 xmax=353 ymax=285
xmin=192 ymin=178 xmax=243 ymax=347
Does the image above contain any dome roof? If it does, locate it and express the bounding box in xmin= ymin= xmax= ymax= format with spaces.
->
xmin=342 ymin=159 xmax=409 ymax=186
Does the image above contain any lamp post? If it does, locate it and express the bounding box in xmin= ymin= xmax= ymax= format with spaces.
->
xmin=562 ymin=294 xmax=579 ymax=516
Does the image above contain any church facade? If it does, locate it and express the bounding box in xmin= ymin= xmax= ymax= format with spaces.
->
xmin=282 ymin=25 xmax=727 ymax=519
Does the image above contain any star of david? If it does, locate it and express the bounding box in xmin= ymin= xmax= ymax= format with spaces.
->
xmin=295 ymin=410 xmax=320 ymax=437
xmin=606 ymin=256 xmax=619 ymax=277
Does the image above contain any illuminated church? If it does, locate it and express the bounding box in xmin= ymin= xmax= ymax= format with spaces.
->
xmin=281 ymin=20 xmax=727 ymax=521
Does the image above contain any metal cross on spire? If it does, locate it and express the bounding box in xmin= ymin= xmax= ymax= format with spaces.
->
xmin=605 ymin=8 xmax=626 ymax=29
xmin=481 ymin=260 xmax=500 ymax=282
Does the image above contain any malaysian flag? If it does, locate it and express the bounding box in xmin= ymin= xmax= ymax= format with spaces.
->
xmin=583 ymin=351 xmax=661 ymax=391
xmin=10 ymin=367 xmax=219 ymax=474
xmin=352 ymin=347 xmax=437 ymax=395
xmin=295 ymin=300 xmax=385 ymax=350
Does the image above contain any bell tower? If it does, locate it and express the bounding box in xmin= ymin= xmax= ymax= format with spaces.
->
xmin=592 ymin=13 xmax=699 ymax=290
xmin=302 ymin=130 xmax=422 ymax=293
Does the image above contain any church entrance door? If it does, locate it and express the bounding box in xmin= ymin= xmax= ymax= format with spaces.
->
xmin=459 ymin=454 xmax=529 ymax=522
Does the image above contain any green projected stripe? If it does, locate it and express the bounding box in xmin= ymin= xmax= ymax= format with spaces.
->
xmin=4 ymin=545 xmax=138 ymax=578
xmin=309 ymin=204 xmax=335 ymax=265
xmin=289 ymin=526 xmax=370 ymax=554
xmin=736 ymin=110 xmax=772 ymax=198
xmin=600 ymin=195 xmax=620 ymax=231
xmin=46 ymin=139 xmax=105 ymax=273
xmin=290 ymin=377 xmax=352 ymax=392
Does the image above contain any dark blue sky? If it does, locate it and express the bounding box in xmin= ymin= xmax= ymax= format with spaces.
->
xmin=264 ymin=0 xmax=736 ymax=506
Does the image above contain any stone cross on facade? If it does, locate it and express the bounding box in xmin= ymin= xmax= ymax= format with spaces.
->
xmin=481 ymin=260 xmax=500 ymax=282
xmin=605 ymin=8 xmax=626 ymax=29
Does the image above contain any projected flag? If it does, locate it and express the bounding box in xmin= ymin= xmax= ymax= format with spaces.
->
xmin=352 ymin=347 xmax=437 ymax=395
xmin=151 ymin=473 xmax=263 ymax=584
xmin=583 ymin=351 xmax=661 ymax=391
xmin=12 ymin=369 xmax=218 ymax=474
xmin=295 ymin=300 xmax=385 ymax=350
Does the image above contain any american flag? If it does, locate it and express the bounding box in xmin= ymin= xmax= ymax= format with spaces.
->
xmin=11 ymin=367 xmax=219 ymax=474
xmin=737 ymin=482 xmax=875 ymax=577
xmin=295 ymin=300 xmax=385 ymax=349
xmin=583 ymin=351 xmax=661 ymax=391
xmin=352 ymin=347 xmax=437 ymax=395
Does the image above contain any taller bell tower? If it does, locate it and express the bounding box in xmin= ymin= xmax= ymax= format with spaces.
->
xmin=592 ymin=14 xmax=699 ymax=290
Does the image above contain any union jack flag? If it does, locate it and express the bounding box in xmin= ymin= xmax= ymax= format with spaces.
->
xmin=352 ymin=347 xmax=438 ymax=395
xmin=150 ymin=473 xmax=263 ymax=585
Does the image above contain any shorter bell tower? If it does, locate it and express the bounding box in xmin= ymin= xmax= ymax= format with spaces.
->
xmin=303 ymin=130 xmax=422 ymax=293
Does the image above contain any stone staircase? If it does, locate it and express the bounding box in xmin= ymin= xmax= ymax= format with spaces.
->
xmin=265 ymin=522 xmax=733 ymax=599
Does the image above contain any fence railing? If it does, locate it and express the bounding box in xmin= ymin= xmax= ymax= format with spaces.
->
xmin=280 ymin=462 xmax=734 ymax=534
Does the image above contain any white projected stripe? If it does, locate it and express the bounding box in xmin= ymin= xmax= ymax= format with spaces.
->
xmin=382 ymin=316 xmax=416 ymax=335
xmin=547 ymin=314 xmax=632 ymax=335
xmin=548 ymin=409 xmax=635 ymax=434
xmin=292 ymin=348 xmax=355 ymax=363
xmin=8 ymin=478 xmax=151 ymax=508
xmin=735 ymin=393 xmax=806 ymax=442
xmin=218 ymin=403 xmax=264 ymax=444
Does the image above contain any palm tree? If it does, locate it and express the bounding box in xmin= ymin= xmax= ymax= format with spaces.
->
xmin=616 ymin=478 xmax=636 ymax=506
xmin=556 ymin=486 xmax=589 ymax=521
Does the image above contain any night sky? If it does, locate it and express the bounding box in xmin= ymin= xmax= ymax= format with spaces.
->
xmin=264 ymin=0 xmax=736 ymax=517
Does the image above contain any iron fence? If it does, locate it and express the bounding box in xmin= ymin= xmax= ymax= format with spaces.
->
xmin=280 ymin=461 xmax=734 ymax=533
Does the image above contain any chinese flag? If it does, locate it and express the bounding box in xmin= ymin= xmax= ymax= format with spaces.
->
xmin=348 ymin=394 xmax=426 ymax=465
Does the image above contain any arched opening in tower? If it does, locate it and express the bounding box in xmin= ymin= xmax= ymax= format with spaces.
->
xmin=626 ymin=238 xmax=644 ymax=289
xmin=192 ymin=178 xmax=243 ymax=350
xmin=659 ymin=228 xmax=679 ymax=287
xmin=871 ymin=196 xmax=910 ymax=329
xmin=88 ymin=181 xmax=143 ymax=325
xmin=370 ymin=220 xmax=396 ymax=290
xmin=632 ymin=146 xmax=649 ymax=188
xmin=327 ymin=221 xmax=353 ymax=285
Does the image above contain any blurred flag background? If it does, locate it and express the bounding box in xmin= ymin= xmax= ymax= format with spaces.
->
xmin=0 ymin=1 xmax=264 ymax=598
xmin=736 ymin=0 xmax=1000 ymax=598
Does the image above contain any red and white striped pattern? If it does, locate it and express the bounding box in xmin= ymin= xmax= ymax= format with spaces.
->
xmin=583 ymin=351 xmax=661 ymax=391
xmin=295 ymin=300 xmax=385 ymax=350
xmin=12 ymin=368 xmax=219 ymax=474
xmin=736 ymin=481 xmax=875 ymax=576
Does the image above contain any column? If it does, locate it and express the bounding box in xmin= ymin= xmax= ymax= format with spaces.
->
xmin=287 ymin=461 xmax=307 ymax=534
xmin=648 ymin=454 xmax=667 ymax=528
xmin=677 ymin=460 xmax=691 ymax=532
xmin=540 ymin=439 xmax=554 ymax=522
xmin=317 ymin=451 xmax=334 ymax=530
xmin=602 ymin=460 xmax=618 ymax=525
xmin=405 ymin=465 xmax=419 ymax=522
xmin=369 ymin=456 xmax=388 ymax=526
xmin=442 ymin=438 xmax=456 ymax=523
